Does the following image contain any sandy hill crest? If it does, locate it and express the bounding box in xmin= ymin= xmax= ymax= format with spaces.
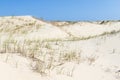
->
xmin=0 ymin=16 xmax=120 ymax=41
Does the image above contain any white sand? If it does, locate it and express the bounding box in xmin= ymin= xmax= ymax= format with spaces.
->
xmin=0 ymin=16 xmax=120 ymax=80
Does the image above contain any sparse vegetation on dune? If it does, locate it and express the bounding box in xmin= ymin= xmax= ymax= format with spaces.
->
xmin=0 ymin=16 xmax=120 ymax=80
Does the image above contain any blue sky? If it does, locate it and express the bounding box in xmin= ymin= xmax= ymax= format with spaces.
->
xmin=0 ymin=0 xmax=120 ymax=21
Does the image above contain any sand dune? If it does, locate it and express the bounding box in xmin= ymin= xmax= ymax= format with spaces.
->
xmin=0 ymin=16 xmax=120 ymax=80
